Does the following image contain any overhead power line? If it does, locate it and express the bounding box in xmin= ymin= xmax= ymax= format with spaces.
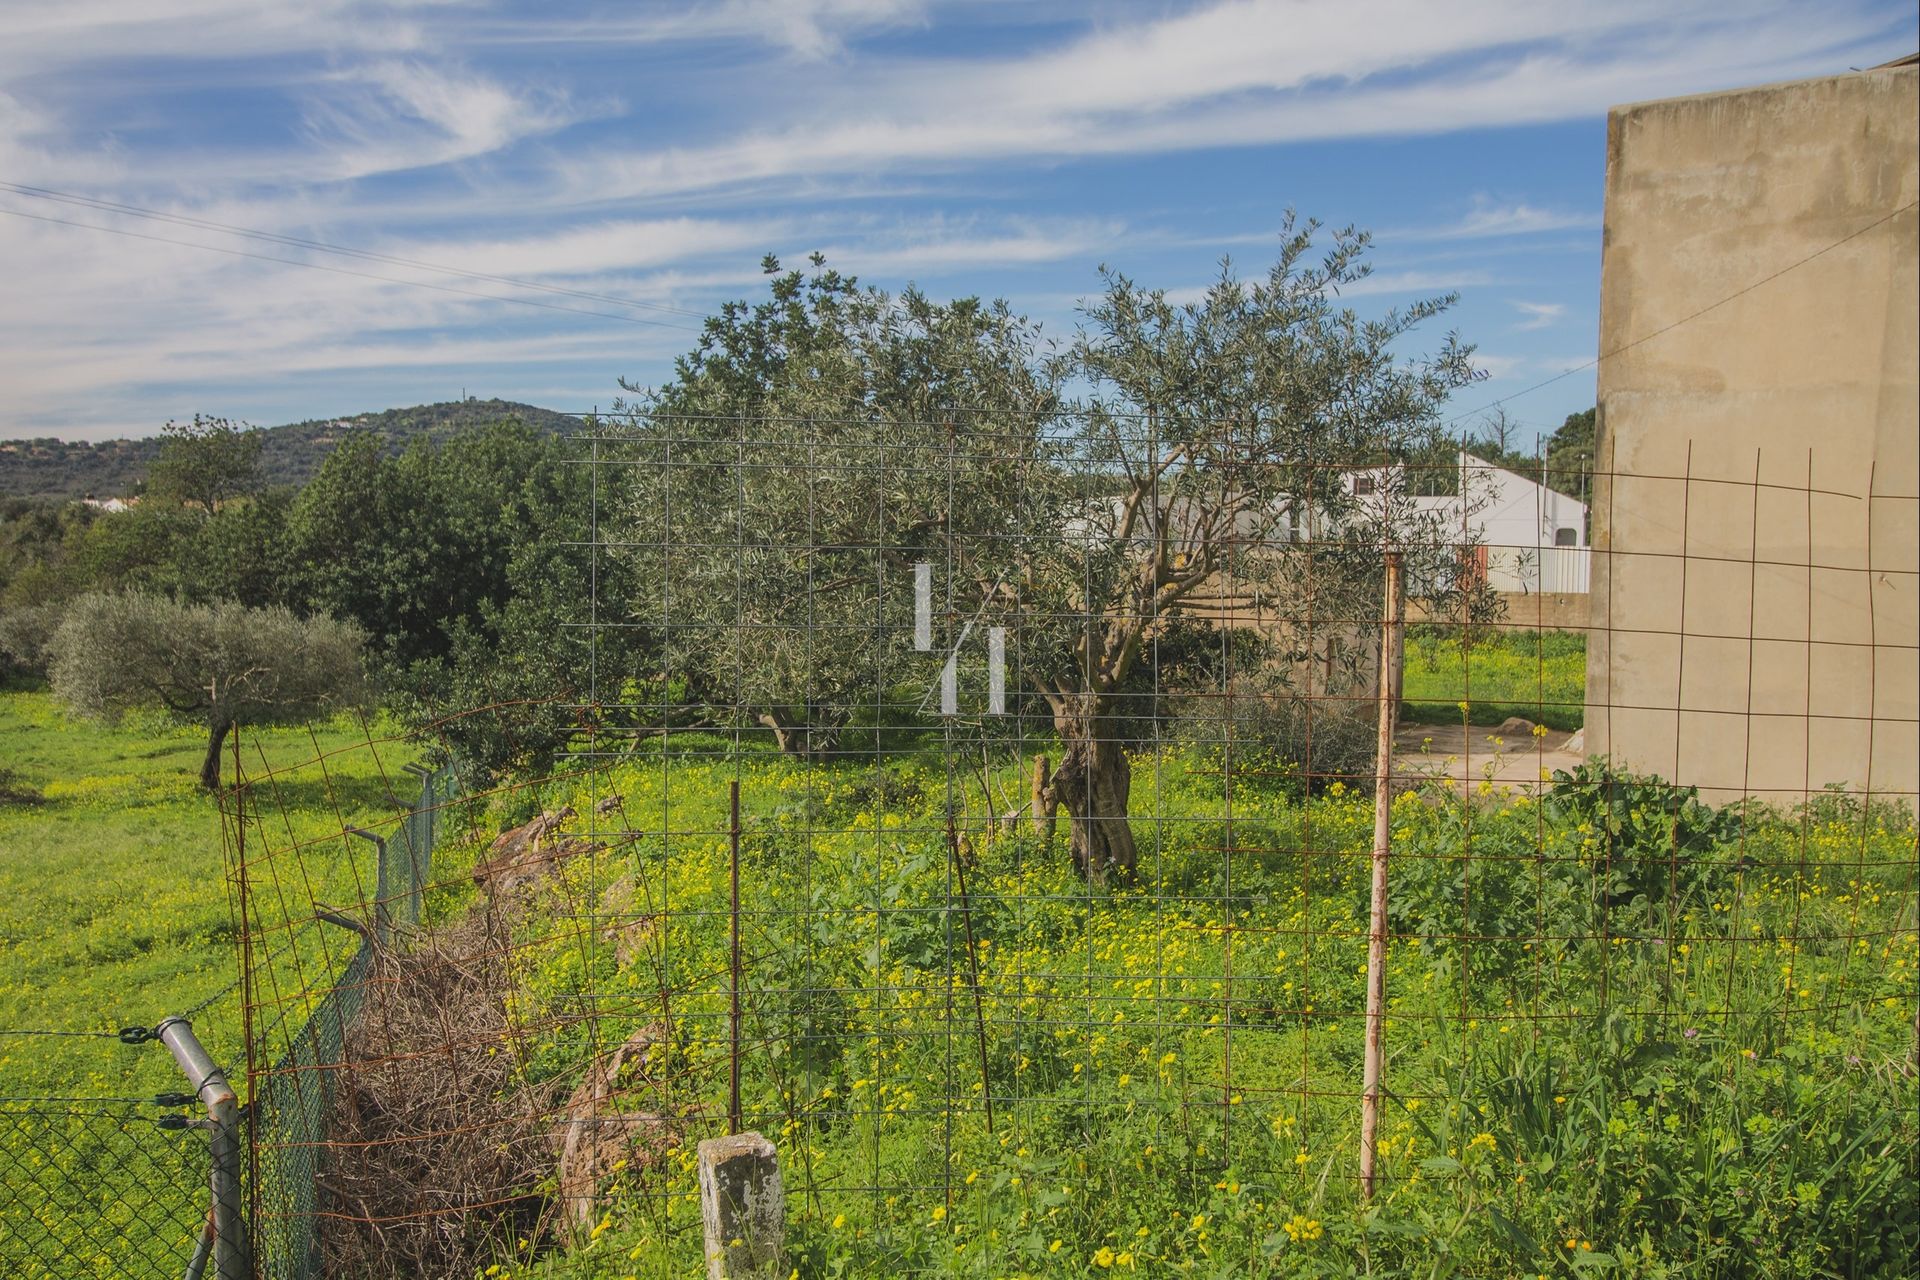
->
xmin=1442 ymin=198 xmax=1918 ymax=427
xmin=0 ymin=205 xmax=704 ymax=333
xmin=0 ymin=179 xmax=713 ymax=322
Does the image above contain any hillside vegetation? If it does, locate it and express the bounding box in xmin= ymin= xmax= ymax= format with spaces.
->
xmin=0 ymin=398 xmax=574 ymax=499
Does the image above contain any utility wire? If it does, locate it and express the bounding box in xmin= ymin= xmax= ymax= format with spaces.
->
xmin=1442 ymin=198 xmax=1918 ymax=427
xmin=0 ymin=179 xmax=712 ymax=321
xmin=0 ymin=205 xmax=704 ymax=333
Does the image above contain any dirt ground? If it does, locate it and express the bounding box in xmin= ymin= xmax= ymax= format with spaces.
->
xmin=1391 ymin=720 xmax=1585 ymax=797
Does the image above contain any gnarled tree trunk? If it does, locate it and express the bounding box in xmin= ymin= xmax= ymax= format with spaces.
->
xmin=1049 ymin=700 xmax=1136 ymax=881
xmin=200 ymin=718 xmax=232 ymax=793
xmin=756 ymin=709 xmax=842 ymax=759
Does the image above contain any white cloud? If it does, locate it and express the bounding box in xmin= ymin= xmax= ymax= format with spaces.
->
xmin=558 ymin=0 xmax=1897 ymax=204
xmin=1473 ymin=354 xmax=1531 ymax=381
xmin=1389 ymin=198 xmax=1601 ymax=242
xmin=818 ymin=219 xmax=1125 ymax=275
xmin=1339 ymin=269 xmax=1494 ymax=298
xmin=1511 ymin=300 xmax=1566 ymax=330
xmin=0 ymin=0 xmax=1904 ymax=437
xmin=392 ymin=216 xmax=787 ymax=279
xmin=471 ymin=0 xmax=932 ymax=59
xmin=0 ymin=0 xmax=444 ymax=78
xmin=300 ymin=60 xmax=590 ymax=181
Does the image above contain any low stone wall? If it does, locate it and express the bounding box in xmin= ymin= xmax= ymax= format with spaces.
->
xmin=1408 ymin=591 xmax=1588 ymax=633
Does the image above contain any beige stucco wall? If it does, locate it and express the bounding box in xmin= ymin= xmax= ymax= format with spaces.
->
xmin=1587 ymin=63 xmax=1918 ymax=804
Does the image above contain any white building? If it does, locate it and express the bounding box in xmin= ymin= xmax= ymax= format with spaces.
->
xmin=1343 ymin=453 xmax=1588 ymax=594
xmin=1064 ymin=451 xmax=1590 ymax=595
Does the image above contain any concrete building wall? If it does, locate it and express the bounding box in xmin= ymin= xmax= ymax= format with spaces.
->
xmin=1587 ymin=62 xmax=1918 ymax=803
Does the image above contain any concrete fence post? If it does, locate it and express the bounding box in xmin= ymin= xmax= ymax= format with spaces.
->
xmin=156 ymin=1016 xmax=248 ymax=1280
xmin=698 ymin=1131 xmax=784 ymax=1280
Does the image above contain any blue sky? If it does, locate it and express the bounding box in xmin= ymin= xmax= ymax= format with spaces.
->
xmin=1 ymin=1 xmax=1914 ymax=442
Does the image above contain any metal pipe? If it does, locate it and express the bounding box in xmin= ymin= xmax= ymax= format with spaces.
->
xmin=182 ymin=1208 xmax=215 ymax=1280
xmin=346 ymin=827 xmax=392 ymax=939
xmin=156 ymin=1016 xmax=249 ymax=1280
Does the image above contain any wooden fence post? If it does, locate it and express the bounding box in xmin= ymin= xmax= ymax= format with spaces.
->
xmin=1360 ymin=550 xmax=1405 ymax=1200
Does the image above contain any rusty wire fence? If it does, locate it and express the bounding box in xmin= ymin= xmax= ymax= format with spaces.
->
xmin=221 ymin=419 xmax=1917 ymax=1280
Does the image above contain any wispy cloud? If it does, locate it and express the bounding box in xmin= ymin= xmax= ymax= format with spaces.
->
xmin=559 ymin=0 xmax=1900 ymax=204
xmin=0 ymin=0 xmax=1908 ymax=437
xmin=301 ymin=60 xmax=592 ymax=182
xmin=510 ymin=0 xmax=935 ymax=59
xmin=1511 ymin=300 xmax=1566 ymax=329
xmin=819 ymin=218 xmax=1126 ymax=276
xmin=1388 ymin=198 xmax=1601 ymax=242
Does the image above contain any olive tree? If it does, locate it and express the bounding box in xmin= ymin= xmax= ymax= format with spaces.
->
xmin=49 ymin=592 xmax=367 ymax=791
xmin=618 ymin=228 xmax=1486 ymax=881
xmin=618 ymin=256 xmax=1058 ymax=754
xmin=954 ymin=219 xmax=1487 ymax=877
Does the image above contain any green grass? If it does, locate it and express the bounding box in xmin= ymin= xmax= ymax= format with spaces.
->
xmin=5 ymin=688 xmax=1916 ymax=1279
xmin=1402 ymin=627 xmax=1587 ymax=731
xmin=0 ymin=689 xmax=419 ymax=1276
xmin=423 ymin=740 xmax=1917 ymax=1280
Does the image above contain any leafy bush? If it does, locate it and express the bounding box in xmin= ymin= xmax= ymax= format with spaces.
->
xmin=1544 ymin=760 xmax=1742 ymax=909
xmin=1177 ymin=675 xmax=1380 ymax=797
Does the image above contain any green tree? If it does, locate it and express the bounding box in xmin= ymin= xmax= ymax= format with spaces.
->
xmin=1544 ymin=407 xmax=1596 ymax=505
xmin=620 ymin=255 xmax=1057 ymax=755
xmin=285 ymin=422 xmax=566 ymax=668
xmin=620 ymin=230 xmax=1486 ymax=880
xmin=48 ymin=592 xmax=367 ymax=790
xmin=282 ymin=420 xmax=640 ymax=773
xmin=147 ymin=415 xmax=263 ymax=516
xmin=387 ymin=430 xmax=643 ymax=777
xmin=963 ymin=220 xmax=1483 ymax=877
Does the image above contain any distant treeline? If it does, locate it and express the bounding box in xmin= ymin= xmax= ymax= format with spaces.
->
xmin=0 ymin=398 xmax=578 ymax=501
xmin=0 ymin=416 xmax=640 ymax=774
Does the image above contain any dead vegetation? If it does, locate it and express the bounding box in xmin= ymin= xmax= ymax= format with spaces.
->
xmin=318 ymin=807 xmax=678 ymax=1278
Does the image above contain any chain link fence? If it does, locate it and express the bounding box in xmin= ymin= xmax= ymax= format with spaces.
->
xmin=238 ymin=761 xmax=458 ymax=1280
xmin=0 ymin=1102 xmax=207 ymax=1277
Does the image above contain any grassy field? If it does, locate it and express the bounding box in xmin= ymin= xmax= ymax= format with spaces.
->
xmin=1402 ymin=627 xmax=1587 ymax=731
xmin=4 ymin=681 xmax=1916 ymax=1279
xmin=403 ymin=737 xmax=1916 ymax=1280
xmin=0 ymin=688 xmax=418 ymax=1276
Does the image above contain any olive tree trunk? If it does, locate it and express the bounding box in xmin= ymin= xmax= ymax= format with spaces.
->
xmin=200 ymin=718 xmax=233 ymax=793
xmin=756 ymin=709 xmax=842 ymax=759
xmin=1049 ymin=700 xmax=1136 ymax=881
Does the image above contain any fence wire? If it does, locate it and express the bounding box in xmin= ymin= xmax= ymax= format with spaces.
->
xmin=0 ymin=1103 xmax=207 ymax=1278
xmin=227 ymin=416 xmax=1917 ymax=1279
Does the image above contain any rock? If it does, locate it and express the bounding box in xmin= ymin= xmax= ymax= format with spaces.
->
xmin=553 ymin=1024 xmax=670 ymax=1236
xmin=472 ymin=807 xmax=583 ymax=893
xmin=1493 ymin=716 xmax=1536 ymax=738
xmin=1562 ymin=728 xmax=1585 ymax=754
xmin=599 ymin=874 xmax=657 ymax=966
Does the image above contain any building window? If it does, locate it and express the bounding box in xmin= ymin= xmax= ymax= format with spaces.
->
xmin=1554 ymin=527 xmax=1578 ymax=546
xmin=1352 ymin=476 xmax=1376 ymax=496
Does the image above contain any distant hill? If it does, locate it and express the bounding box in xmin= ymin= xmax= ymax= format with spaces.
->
xmin=0 ymin=399 xmax=580 ymax=501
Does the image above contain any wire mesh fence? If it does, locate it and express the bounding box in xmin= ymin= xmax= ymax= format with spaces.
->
xmin=225 ymin=758 xmax=456 ymax=1280
xmin=0 ymin=1097 xmax=208 ymax=1276
xmin=223 ymin=414 xmax=1916 ymax=1278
